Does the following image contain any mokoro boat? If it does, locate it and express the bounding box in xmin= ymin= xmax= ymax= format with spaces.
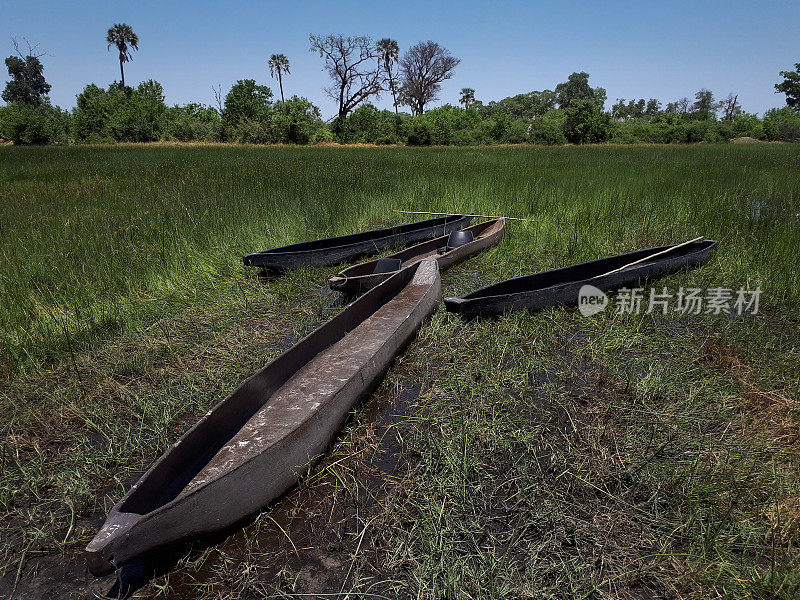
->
xmin=243 ymin=214 xmax=473 ymax=270
xmin=444 ymin=239 xmax=718 ymax=318
xmin=86 ymin=260 xmax=441 ymax=576
xmin=329 ymin=218 xmax=506 ymax=295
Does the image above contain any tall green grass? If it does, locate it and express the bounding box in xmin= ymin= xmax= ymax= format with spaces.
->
xmin=1 ymin=144 xmax=798 ymax=372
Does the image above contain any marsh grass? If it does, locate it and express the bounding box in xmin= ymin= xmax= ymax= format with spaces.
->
xmin=0 ymin=144 xmax=798 ymax=598
xmin=1 ymin=144 xmax=798 ymax=373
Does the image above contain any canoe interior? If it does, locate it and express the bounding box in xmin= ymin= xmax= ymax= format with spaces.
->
xmin=248 ymin=214 xmax=472 ymax=256
xmin=115 ymin=262 xmax=428 ymax=516
xmin=460 ymin=240 xmax=718 ymax=299
xmin=337 ymin=219 xmax=502 ymax=278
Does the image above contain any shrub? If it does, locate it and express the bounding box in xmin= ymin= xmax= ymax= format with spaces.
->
xmin=0 ymin=101 xmax=70 ymax=145
xmin=528 ymin=117 xmax=566 ymax=145
xmin=273 ymin=97 xmax=327 ymax=144
xmin=221 ymin=80 xmax=273 ymax=139
xmin=165 ymin=103 xmax=221 ymax=142
xmin=731 ymin=112 xmax=765 ymax=140
xmin=562 ymin=99 xmax=612 ymax=144
xmin=340 ymin=105 xmax=403 ymax=144
xmin=763 ymin=107 xmax=800 ymax=141
xmin=73 ymin=81 xmax=168 ymax=142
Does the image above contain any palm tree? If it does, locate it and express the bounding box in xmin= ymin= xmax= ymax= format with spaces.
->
xmin=106 ymin=23 xmax=139 ymax=88
xmin=459 ymin=88 xmax=476 ymax=109
xmin=268 ymin=54 xmax=290 ymax=102
xmin=376 ymin=38 xmax=399 ymax=114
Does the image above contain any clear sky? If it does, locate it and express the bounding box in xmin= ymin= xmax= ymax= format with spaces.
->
xmin=2 ymin=0 xmax=798 ymax=117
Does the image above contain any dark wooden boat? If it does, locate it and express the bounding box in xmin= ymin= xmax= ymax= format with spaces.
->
xmin=86 ymin=260 xmax=441 ymax=576
xmin=243 ymin=214 xmax=473 ymax=270
xmin=444 ymin=239 xmax=718 ymax=318
xmin=329 ymin=218 xmax=506 ymax=295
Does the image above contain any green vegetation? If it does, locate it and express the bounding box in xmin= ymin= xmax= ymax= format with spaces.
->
xmin=0 ymin=144 xmax=798 ymax=598
xmin=2 ymin=30 xmax=799 ymax=146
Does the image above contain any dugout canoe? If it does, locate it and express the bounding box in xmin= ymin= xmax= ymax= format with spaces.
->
xmin=443 ymin=239 xmax=718 ymax=318
xmin=329 ymin=218 xmax=506 ymax=295
xmin=86 ymin=260 xmax=442 ymax=576
xmin=242 ymin=214 xmax=473 ymax=270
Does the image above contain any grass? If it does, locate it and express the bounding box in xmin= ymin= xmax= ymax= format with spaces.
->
xmin=0 ymin=143 xmax=798 ymax=599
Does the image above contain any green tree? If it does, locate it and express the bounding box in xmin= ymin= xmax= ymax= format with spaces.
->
xmin=165 ymin=103 xmax=221 ymax=142
xmin=222 ymin=79 xmax=273 ymax=138
xmin=555 ymin=72 xmax=605 ymax=109
xmin=0 ymin=101 xmax=69 ymax=144
xmin=481 ymin=90 xmax=555 ymax=120
xmin=106 ymin=23 xmax=139 ymax=88
xmin=2 ymin=40 xmax=51 ymax=105
xmin=645 ymin=98 xmax=661 ymax=116
xmin=272 ymin=96 xmax=326 ymax=144
xmin=268 ymin=53 xmax=290 ymax=102
xmin=562 ymin=98 xmax=612 ymax=144
xmin=459 ymin=87 xmax=475 ymax=108
xmin=376 ymin=38 xmax=399 ymax=114
xmin=611 ymin=98 xmax=627 ymax=120
xmin=775 ymin=63 xmax=800 ymax=109
xmin=691 ymin=89 xmax=716 ymax=117
xmin=72 ymin=80 xmax=168 ymax=142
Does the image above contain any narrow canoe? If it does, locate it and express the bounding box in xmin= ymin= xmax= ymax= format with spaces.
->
xmin=329 ymin=218 xmax=506 ymax=295
xmin=86 ymin=260 xmax=441 ymax=576
xmin=444 ymin=239 xmax=718 ymax=318
xmin=243 ymin=214 xmax=473 ymax=270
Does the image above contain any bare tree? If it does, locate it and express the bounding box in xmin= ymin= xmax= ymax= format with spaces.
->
xmin=12 ymin=37 xmax=46 ymax=59
xmin=309 ymin=34 xmax=383 ymax=122
xmin=398 ymin=41 xmax=460 ymax=115
xmin=719 ymin=93 xmax=741 ymax=120
xmin=676 ymin=97 xmax=691 ymax=114
xmin=212 ymin=84 xmax=224 ymax=113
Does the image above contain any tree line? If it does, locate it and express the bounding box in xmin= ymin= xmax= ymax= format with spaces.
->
xmin=1 ymin=25 xmax=799 ymax=146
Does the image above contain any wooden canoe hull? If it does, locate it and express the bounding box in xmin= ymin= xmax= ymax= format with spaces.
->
xmin=444 ymin=240 xmax=718 ymax=318
xmin=243 ymin=214 xmax=473 ymax=270
xmin=86 ymin=260 xmax=441 ymax=576
xmin=329 ymin=219 xmax=506 ymax=295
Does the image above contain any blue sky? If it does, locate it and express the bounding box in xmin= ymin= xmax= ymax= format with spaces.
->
xmin=2 ymin=0 xmax=798 ymax=117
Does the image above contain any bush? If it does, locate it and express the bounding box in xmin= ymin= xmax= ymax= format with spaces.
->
xmin=165 ymin=103 xmax=221 ymax=142
xmin=340 ymin=105 xmax=403 ymax=144
xmin=73 ymin=81 xmax=168 ymax=142
xmin=273 ymin=97 xmax=327 ymax=144
xmin=528 ymin=117 xmax=567 ymax=145
xmin=563 ymin=99 xmax=612 ymax=144
xmin=404 ymin=118 xmax=432 ymax=146
xmin=731 ymin=112 xmax=765 ymax=140
xmin=0 ymin=101 xmax=70 ymax=144
xmin=404 ymin=105 xmax=491 ymax=146
xmin=763 ymin=107 xmax=800 ymax=142
xmin=221 ymin=80 xmax=272 ymax=139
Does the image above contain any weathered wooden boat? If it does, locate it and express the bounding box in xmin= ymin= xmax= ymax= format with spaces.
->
xmin=328 ymin=218 xmax=506 ymax=295
xmin=444 ymin=239 xmax=718 ymax=318
xmin=243 ymin=214 xmax=473 ymax=270
xmin=86 ymin=260 xmax=442 ymax=576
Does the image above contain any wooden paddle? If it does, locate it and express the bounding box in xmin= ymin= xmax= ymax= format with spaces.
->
xmin=592 ymin=236 xmax=705 ymax=280
xmin=393 ymin=210 xmax=533 ymax=222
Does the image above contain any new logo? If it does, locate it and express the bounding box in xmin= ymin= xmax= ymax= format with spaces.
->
xmin=578 ymin=284 xmax=609 ymax=316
